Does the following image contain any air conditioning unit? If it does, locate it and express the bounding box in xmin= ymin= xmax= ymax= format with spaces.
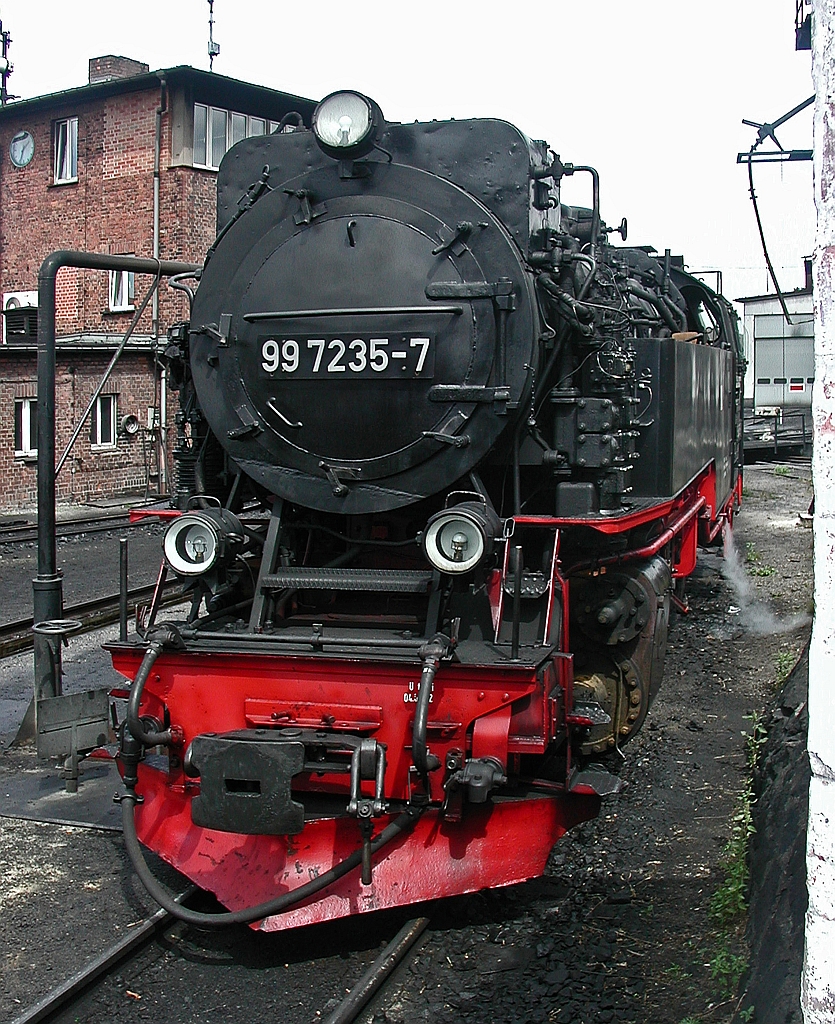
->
xmin=3 ymin=290 xmax=38 ymax=344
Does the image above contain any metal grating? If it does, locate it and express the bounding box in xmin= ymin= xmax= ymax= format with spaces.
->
xmin=261 ymin=567 xmax=434 ymax=593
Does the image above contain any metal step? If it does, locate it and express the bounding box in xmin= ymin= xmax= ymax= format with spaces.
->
xmin=260 ymin=567 xmax=434 ymax=593
xmin=568 ymin=765 xmax=624 ymax=796
xmin=566 ymin=701 xmax=612 ymax=727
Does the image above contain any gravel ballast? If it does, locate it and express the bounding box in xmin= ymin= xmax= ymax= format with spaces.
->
xmin=0 ymin=462 xmax=813 ymax=1023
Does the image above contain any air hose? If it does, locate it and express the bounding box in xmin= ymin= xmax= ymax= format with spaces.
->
xmin=126 ymin=629 xmax=176 ymax=747
xmin=120 ymin=627 xmax=425 ymax=927
xmin=119 ymin=789 xmax=424 ymax=928
xmin=412 ymin=635 xmax=452 ymax=778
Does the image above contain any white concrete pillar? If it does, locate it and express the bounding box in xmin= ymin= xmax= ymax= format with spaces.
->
xmin=804 ymin=1 xmax=835 ymax=1019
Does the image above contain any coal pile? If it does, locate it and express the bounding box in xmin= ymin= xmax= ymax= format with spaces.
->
xmin=738 ymin=649 xmax=809 ymax=1023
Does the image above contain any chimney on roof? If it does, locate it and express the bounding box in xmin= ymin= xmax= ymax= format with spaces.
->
xmin=88 ymin=56 xmax=150 ymax=84
xmin=804 ymin=257 xmax=813 ymax=293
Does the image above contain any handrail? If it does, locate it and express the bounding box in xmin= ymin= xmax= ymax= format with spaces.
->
xmin=565 ymin=496 xmax=707 ymax=577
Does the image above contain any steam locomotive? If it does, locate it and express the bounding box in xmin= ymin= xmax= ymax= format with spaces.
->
xmin=112 ymin=91 xmax=744 ymax=930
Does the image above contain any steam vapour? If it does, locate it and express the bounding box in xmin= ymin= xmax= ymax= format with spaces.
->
xmin=720 ymin=526 xmax=809 ymax=636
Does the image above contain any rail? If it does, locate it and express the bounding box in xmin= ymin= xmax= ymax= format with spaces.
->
xmin=1 ymin=581 xmax=183 ymax=659
xmin=10 ymin=890 xmax=195 ymax=1024
xmin=323 ymin=916 xmax=430 ymax=1024
xmin=0 ymin=512 xmax=135 ymax=546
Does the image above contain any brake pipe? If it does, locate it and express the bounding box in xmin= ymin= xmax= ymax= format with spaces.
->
xmin=126 ymin=630 xmax=178 ymax=748
xmin=119 ymin=788 xmax=424 ymax=928
xmin=412 ymin=635 xmax=451 ymax=777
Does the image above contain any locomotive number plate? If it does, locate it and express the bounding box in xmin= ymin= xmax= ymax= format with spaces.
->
xmin=259 ymin=334 xmax=435 ymax=380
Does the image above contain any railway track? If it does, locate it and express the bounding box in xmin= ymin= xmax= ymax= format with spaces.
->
xmin=0 ymin=581 xmax=183 ymax=659
xmin=9 ymin=892 xmax=195 ymax=1024
xmin=0 ymin=511 xmax=143 ymax=546
xmin=323 ymin=916 xmax=430 ymax=1023
xmin=9 ymin=905 xmax=429 ymax=1024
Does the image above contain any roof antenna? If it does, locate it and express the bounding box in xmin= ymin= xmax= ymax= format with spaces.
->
xmin=0 ymin=18 xmax=14 ymax=106
xmin=207 ymin=0 xmax=220 ymax=72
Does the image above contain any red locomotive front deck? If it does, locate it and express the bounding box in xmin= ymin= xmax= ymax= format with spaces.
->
xmin=110 ymin=647 xmax=599 ymax=928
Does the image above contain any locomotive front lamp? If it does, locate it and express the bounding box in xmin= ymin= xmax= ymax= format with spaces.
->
xmin=423 ymin=501 xmax=501 ymax=575
xmin=312 ymin=90 xmax=384 ymax=159
xmin=163 ymin=508 xmax=244 ymax=577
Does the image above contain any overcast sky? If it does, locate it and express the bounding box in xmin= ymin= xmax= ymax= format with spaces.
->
xmin=0 ymin=0 xmax=816 ymax=303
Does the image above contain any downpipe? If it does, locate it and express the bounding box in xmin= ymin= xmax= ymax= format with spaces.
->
xmin=35 ymin=251 xmax=198 ymax=688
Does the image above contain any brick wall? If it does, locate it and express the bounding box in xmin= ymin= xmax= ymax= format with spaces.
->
xmin=0 ymin=77 xmax=218 ymax=512
xmin=0 ymin=86 xmax=202 ymax=341
xmin=0 ymin=349 xmax=170 ymax=511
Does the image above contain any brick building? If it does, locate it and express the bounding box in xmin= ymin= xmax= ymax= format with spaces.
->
xmin=0 ymin=57 xmax=314 ymax=511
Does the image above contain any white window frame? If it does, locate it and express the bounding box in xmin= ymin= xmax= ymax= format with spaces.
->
xmin=193 ymin=104 xmax=274 ymax=170
xmin=91 ymin=394 xmax=118 ymax=449
xmin=53 ymin=116 xmax=78 ymax=184
xmin=14 ymin=397 xmax=38 ymax=458
xmin=108 ymin=269 xmax=135 ymax=312
xmin=230 ymin=111 xmax=247 ymax=148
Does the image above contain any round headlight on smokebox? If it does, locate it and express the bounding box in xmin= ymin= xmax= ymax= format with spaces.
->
xmin=163 ymin=514 xmax=221 ymax=575
xmin=312 ymin=90 xmax=383 ymax=159
xmin=423 ymin=502 xmax=500 ymax=575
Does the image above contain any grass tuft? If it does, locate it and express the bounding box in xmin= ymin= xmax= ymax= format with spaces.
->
xmin=704 ymin=715 xmax=767 ymax=1002
xmin=775 ymin=650 xmax=796 ymax=685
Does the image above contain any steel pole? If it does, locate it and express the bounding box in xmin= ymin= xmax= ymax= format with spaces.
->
xmin=35 ymin=252 xmax=199 ymax=694
xmin=805 ymin=2 xmax=835 ymax=1018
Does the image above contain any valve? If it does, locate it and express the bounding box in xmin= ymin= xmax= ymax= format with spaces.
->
xmin=447 ymin=756 xmax=507 ymax=804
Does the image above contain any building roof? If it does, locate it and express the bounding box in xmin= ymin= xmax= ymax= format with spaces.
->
xmin=0 ymin=64 xmax=316 ymax=122
xmin=0 ymin=337 xmax=159 ymax=354
xmin=735 ymin=284 xmax=813 ymax=304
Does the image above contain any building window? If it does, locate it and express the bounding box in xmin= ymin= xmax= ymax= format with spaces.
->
xmin=193 ymin=104 xmax=279 ymax=169
xmin=210 ymin=106 xmax=227 ymax=168
xmin=53 ymin=117 xmax=78 ymax=183
xmin=14 ymin=397 xmax=38 ymax=457
xmin=91 ymin=394 xmax=117 ymax=448
xmin=109 ymin=269 xmax=135 ymax=312
xmin=230 ymin=111 xmax=247 ymax=147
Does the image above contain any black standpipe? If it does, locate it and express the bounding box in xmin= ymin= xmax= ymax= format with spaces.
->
xmin=35 ymin=252 xmax=199 ymax=693
xmin=119 ymin=538 xmax=129 ymax=642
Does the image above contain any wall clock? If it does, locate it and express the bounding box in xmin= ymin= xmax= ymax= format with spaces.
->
xmin=9 ymin=130 xmax=34 ymax=168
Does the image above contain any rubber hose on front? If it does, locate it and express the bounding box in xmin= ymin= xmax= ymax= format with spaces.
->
xmin=126 ymin=639 xmax=174 ymax=747
xmin=120 ymin=793 xmax=423 ymax=928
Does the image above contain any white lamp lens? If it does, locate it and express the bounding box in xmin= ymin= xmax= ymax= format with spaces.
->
xmin=315 ymin=93 xmax=371 ymax=148
xmin=424 ymin=513 xmax=486 ymax=574
xmin=436 ymin=520 xmax=481 ymax=562
xmin=184 ymin=524 xmax=215 ymax=563
xmin=163 ymin=516 xmax=219 ymax=575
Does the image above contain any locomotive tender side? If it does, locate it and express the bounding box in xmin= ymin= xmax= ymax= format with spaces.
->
xmin=111 ymin=91 xmax=744 ymax=930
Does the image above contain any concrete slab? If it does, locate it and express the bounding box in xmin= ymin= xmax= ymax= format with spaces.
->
xmin=0 ymin=747 xmax=122 ymax=832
